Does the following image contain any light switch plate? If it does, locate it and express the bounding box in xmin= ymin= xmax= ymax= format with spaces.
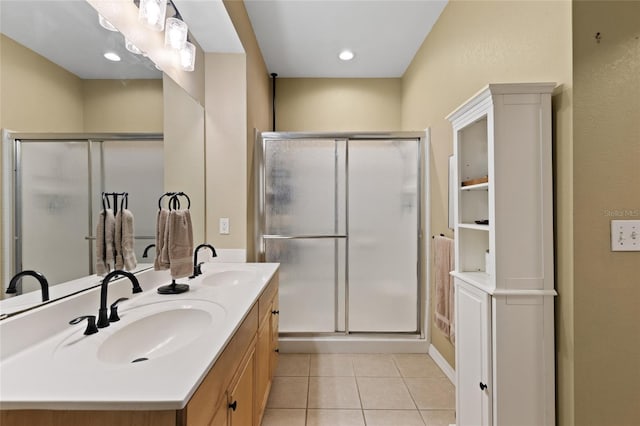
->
xmin=219 ymin=218 xmax=230 ymax=235
xmin=611 ymin=220 xmax=640 ymax=251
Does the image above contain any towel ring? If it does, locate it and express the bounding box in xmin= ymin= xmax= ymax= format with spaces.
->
xmin=120 ymin=192 xmax=128 ymax=211
xmin=158 ymin=191 xmax=190 ymax=210
xmin=102 ymin=192 xmax=111 ymax=211
xmin=158 ymin=192 xmax=176 ymax=210
xmin=169 ymin=194 xmax=181 ymax=211
xmin=176 ymin=192 xmax=191 ymax=210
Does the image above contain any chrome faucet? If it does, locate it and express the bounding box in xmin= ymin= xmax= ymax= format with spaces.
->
xmin=190 ymin=243 xmax=217 ymax=278
xmin=6 ymin=270 xmax=50 ymax=302
xmin=97 ymin=270 xmax=142 ymax=328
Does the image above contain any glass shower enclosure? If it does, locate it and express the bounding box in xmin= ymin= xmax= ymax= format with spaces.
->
xmin=257 ymin=132 xmax=424 ymax=336
xmin=2 ymin=133 xmax=163 ymax=293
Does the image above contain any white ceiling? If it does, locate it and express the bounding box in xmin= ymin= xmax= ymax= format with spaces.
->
xmin=244 ymin=0 xmax=448 ymax=78
xmin=0 ymin=0 xmax=447 ymax=80
xmin=0 ymin=0 xmax=162 ymax=79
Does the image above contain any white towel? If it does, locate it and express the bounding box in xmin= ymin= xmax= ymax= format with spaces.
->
xmin=95 ymin=209 xmax=115 ymax=276
xmin=154 ymin=208 xmax=170 ymax=270
xmin=167 ymin=209 xmax=193 ymax=279
xmin=115 ymin=209 xmax=137 ymax=271
xmin=434 ymin=235 xmax=455 ymax=343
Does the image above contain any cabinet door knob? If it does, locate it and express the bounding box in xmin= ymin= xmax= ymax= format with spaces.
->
xmin=271 ymin=310 xmax=279 ymax=315
xmin=229 ymin=401 xmax=237 ymax=411
xmin=274 ymin=348 xmax=279 ymax=353
xmin=479 ymin=382 xmax=488 ymax=391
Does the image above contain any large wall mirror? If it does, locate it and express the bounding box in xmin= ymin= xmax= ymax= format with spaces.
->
xmin=0 ymin=0 xmax=205 ymax=317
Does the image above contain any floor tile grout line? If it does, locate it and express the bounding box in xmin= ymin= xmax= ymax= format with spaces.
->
xmin=392 ymin=355 xmax=427 ymax=424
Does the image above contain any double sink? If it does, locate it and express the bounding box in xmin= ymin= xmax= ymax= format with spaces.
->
xmin=0 ymin=262 xmax=279 ymax=410
xmin=54 ymin=268 xmax=259 ymax=365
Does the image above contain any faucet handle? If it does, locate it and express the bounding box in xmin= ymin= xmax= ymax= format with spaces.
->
xmin=69 ymin=315 xmax=99 ymax=335
xmin=190 ymin=262 xmax=205 ymax=279
xmin=109 ymin=297 xmax=129 ymax=322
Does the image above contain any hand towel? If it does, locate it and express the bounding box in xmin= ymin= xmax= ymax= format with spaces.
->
xmin=154 ymin=208 xmax=170 ymax=270
xmin=115 ymin=209 xmax=137 ymax=271
xmin=434 ymin=235 xmax=455 ymax=343
xmin=95 ymin=209 xmax=115 ymax=276
xmin=167 ymin=209 xmax=194 ymax=279
xmin=448 ymin=242 xmax=456 ymax=345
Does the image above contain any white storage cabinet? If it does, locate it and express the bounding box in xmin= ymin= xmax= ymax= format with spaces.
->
xmin=448 ymin=83 xmax=557 ymax=426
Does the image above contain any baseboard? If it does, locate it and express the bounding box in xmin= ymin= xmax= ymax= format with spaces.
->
xmin=428 ymin=343 xmax=456 ymax=384
xmin=279 ymin=336 xmax=430 ymax=354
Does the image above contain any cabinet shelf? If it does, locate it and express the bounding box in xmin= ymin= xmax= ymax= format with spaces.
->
xmin=458 ymin=223 xmax=490 ymax=231
xmin=460 ymin=182 xmax=489 ymax=191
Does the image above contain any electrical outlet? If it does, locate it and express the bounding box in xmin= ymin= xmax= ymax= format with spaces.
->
xmin=611 ymin=220 xmax=640 ymax=251
xmin=219 ymin=218 xmax=230 ymax=235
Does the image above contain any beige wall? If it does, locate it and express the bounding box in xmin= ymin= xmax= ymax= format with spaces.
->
xmin=275 ymin=78 xmax=402 ymax=131
xmin=0 ymin=34 xmax=84 ymax=132
xmin=82 ymin=80 xmax=163 ymax=133
xmin=573 ymin=1 xmax=640 ymax=424
xmin=204 ymin=53 xmax=247 ymax=249
xmin=400 ymin=4 xmax=573 ymax=424
xmin=224 ymin=0 xmax=272 ymax=261
xmin=163 ymin=75 xmax=205 ymax=245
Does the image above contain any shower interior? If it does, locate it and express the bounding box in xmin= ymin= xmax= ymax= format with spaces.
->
xmin=2 ymin=132 xmax=163 ymax=294
xmin=257 ymin=132 xmax=428 ymax=350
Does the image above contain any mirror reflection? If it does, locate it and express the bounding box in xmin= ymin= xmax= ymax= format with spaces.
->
xmin=0 ymin=0 xmax=166 ymax=316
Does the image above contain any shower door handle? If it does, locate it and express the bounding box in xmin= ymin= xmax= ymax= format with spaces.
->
xmin=262 ymin=234 xmax=347 ymax=240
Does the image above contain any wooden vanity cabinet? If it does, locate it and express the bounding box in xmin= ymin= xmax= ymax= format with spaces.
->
xmin=180 ymin=304 xmax=258 ymax=426
xmin=181 ymin=272 xmax=279 ymax=426
xmin=255 ymin=275 xmax=279 ymax=425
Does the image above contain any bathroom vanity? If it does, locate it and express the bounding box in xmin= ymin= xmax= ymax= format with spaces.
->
xmin=0 ymin=263 xmax=279 ymax=426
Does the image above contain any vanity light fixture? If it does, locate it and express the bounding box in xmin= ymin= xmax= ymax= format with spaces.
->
xmin=165 ymin=17 xmax=188 ymax=49
xmin=339 ymin=50 xmax=355 ymax=61
xmin=179 ymin=41 xmax=196 ymax=72
xmin=98 ymin=14 xmax=118 ymax=32
xmin=103 ymin=52 xmax=121 ymax=62
xmin=138 ymin=0 xmax=167 ymax=31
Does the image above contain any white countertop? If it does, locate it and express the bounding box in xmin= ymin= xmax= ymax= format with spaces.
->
xmin=0 ymin=262 xmax=279 ymax=411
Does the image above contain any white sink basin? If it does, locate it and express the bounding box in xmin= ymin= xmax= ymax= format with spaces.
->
xmin=202 ymin=270 xmax=257 ymax=287
xmin=55 ymin=299 xmax=226 ymax=365
xmin=98 ymin=308 xmax=211 ymax=364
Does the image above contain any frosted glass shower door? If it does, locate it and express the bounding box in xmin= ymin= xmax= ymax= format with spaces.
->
xmin=348 ymin=139 xmax=419 ymax=332
xmin=263 ymin=139 xmax=346 ymax=333
xmin=19 ymin=141 xmax=90 ymax=287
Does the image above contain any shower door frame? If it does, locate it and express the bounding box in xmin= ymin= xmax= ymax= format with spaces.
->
xmin=2 ymin=131 xmax=163 ymax=293
xmin=256 ymin=131 xmax=427 ymax=338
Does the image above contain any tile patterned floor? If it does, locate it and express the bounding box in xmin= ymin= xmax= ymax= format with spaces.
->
xmin=261 ymin=353 xmax=455 ymax=426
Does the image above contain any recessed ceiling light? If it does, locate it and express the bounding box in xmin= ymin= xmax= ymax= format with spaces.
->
xmin=339 ymin=50 xmax=355 ymax=61
xmin=103 ymin=52 xmax=121 ymax=62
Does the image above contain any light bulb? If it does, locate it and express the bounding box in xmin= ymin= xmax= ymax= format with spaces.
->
xmin=138 ymin=0 xmax=167 ymax=31
xmin=179 ymin=41 xmax=196 ymax=72
xmin=165 ymin=17 xmax=188 ymax=50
